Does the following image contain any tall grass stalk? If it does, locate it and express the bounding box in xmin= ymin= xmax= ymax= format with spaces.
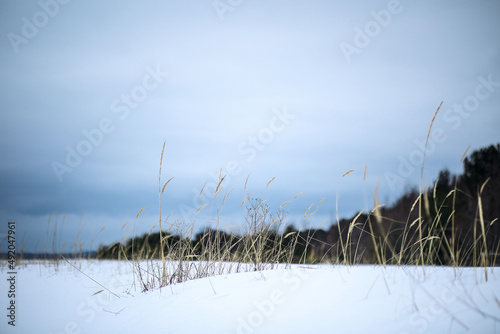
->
xmin=91 ymin=104 xmax=498 ymax=291
xmin=418 ymin=101 xmax=443 ymax=266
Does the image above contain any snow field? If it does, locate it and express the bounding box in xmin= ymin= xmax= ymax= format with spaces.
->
xmin=1 ymin=260 xmax=499 ymax=333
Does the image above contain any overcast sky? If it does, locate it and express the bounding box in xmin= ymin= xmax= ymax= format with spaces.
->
xmin=1 ymin=0 xmax=499 ymax=253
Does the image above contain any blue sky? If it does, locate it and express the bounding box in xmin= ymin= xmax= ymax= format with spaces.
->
xmin=1 ymin=0 xmax=499 ymax=252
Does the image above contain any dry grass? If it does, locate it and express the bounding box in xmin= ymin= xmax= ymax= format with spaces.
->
xmin=120 ymin=123 xmax=496 ymax=290
xmin=11 ymin=103 xmax=497 ymax=291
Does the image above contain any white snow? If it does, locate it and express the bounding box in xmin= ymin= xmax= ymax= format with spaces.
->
xmin=1 ymin=260 xmax=499 ymax=333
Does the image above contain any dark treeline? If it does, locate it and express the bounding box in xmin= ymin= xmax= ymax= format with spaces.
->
xmin=96 ymin=144 xmax=500 ymax=266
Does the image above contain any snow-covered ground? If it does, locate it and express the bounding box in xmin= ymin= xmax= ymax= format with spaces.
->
xmin=1 ymin=260 xmax=499 ymax=333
